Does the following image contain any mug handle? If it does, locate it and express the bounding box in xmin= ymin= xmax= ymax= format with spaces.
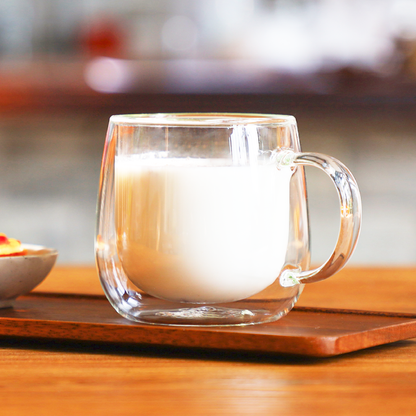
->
xmin=278 ymin=151 xmax=362 ymax=287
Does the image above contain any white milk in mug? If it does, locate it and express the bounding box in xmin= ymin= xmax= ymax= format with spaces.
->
xmin=115 ymin=156 xmax=293 ymax=304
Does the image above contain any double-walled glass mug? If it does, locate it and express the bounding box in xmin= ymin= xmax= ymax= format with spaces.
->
xmin=96 ymin=113 xmax=361 ymax=326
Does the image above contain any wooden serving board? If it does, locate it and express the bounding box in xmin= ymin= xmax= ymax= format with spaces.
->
xmin=1 ymin=292 xmax=416 ymax=357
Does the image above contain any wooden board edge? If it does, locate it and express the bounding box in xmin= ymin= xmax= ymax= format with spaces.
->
xmin=1 ymin=316 xmax=415 ymax=358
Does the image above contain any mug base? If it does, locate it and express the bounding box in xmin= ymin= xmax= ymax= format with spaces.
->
xmin=127 ymin=305 xmax=275 ymax=326
xmin=107 ymin=290 xmax=300 ymax=327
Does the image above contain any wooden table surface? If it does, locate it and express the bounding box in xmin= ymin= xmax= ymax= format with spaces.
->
xmin=1 ymin=266 xmax=415 ymax=416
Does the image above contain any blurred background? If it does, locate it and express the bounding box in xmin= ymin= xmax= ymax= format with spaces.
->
xmin=0 ymin=0 xmax=415 ymax=265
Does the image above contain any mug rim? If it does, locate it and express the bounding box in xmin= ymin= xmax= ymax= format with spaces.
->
xmin=110 ymin=113 xmax=296 ymax=127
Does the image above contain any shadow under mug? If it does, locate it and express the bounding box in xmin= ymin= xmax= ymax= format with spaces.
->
xmin=96 ymin=113 xmax=361 ymax=326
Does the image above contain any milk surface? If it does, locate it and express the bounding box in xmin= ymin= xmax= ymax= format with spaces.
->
xmin=115 ymin=156 xmax=292 ymax=303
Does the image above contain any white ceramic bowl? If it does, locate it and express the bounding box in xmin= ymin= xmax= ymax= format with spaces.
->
xmin=0 ymin=244 xmax=58 ymax=308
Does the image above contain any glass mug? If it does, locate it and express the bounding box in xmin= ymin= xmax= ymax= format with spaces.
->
xmin=96 ymin=113 xmax=361 ymax=326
